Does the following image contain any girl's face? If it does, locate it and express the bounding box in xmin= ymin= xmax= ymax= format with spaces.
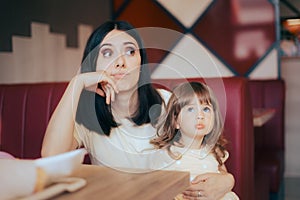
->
xmin=96 ymin=29 xmax=141 ymax=92
xmin=176 ymin=96 xmax=215 ymax=140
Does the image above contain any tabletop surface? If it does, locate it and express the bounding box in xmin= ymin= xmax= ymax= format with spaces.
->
xmin=52 ymin=164 xmax=190 ymax=200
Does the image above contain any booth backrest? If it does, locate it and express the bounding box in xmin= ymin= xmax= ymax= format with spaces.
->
xmin=0 ymin=82 xmax=68 ymax=158
xmin=0 ymin=77 xmax=254 ymax=200
xmin=249 ymin=79 xmax=285 ymax=193
xmin=249 ymin=79 xmax=285 ymax=150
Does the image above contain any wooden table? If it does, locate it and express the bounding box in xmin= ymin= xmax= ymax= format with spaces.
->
xmin=53 ymin=165 xmax=190 ymax=200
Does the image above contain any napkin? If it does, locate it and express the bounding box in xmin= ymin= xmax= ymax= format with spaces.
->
xmin=34 ymin=148 xmax=87 ymax=180
xmin=0 ymin=148 xmax=87 ymax=200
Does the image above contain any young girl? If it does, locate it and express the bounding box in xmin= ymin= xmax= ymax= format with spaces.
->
xmin=151 ymin=82 xmax=239 ymax=200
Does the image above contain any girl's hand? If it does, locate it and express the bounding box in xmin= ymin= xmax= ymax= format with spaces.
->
xmin=76 ymin=71 xmax=119 ymax=104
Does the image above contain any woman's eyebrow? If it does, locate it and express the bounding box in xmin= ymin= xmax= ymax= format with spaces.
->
xmin=124 ymin=41 xmax=138 ymax=47
xmin=99 ymin=42 xmax=137 ymax=49
xmin=99 ymin=43 xmax=112 ymax=49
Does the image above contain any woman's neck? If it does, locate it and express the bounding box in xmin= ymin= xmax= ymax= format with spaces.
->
xmin=111 ymin=88 xmax=138 ymax=118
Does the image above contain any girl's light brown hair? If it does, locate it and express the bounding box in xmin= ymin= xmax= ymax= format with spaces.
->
xmin=150 ymin=82 xmax=227 ymax=165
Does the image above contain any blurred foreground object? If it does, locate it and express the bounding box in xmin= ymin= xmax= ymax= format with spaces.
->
xmin=0 ymin=149 xmax=87 ymax=200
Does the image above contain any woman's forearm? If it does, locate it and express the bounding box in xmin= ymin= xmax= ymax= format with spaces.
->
xmin=41 ymin=76 xmax=84 ymax=157
xmin=222 ymin=171 xmax=235 ymax=192
xmin=41 ymin=71 xmax=117 ymax=157
xmin=219 ymin=165 xmax=235 ymax=192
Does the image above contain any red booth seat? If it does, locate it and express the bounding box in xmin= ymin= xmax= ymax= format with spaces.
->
xmin=0 ymin=82 xmax=68 ymax=159
xmin=0 ymin=77 xmax=255 ymax=200
xmin=249 ymin=79 xmax=285 ymax=194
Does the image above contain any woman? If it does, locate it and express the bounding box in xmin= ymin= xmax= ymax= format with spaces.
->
xmin=41 ymin=20 xmax=234 ymax=199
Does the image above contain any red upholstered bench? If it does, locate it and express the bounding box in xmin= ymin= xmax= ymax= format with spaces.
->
xmin=0 ymin=77 xmax=255 ymax=200
xmin=0 ymin=82 xmax=68 ymax=159
xmin=249 ymin=79 xmax=285 ymax=194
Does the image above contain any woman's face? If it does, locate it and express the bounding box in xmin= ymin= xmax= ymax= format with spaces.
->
xmin=96 ymin=29 xmax=141 ymax=92
xmin=176 ymin=96 xmax=215 ymax=140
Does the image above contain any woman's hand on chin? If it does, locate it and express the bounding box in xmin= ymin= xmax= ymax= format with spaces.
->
xmin=75 ymin=71 xmax=119 ymax=104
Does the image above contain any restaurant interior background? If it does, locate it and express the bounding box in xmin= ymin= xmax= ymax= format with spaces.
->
xmin=0 ymin=0 xmax=299 ymax=182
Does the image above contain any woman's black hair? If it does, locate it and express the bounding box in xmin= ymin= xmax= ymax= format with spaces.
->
xmin=77 ymin=20 xmax=163 ymax=136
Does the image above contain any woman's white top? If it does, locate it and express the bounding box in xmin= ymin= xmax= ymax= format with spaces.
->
xmin=73 ymin=89 xmax=171 ymax=172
